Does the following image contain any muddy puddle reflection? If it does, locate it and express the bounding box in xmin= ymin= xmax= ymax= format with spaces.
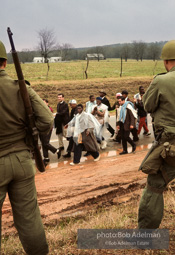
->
xmin=47 ymin=143 xmax=152 ymax=170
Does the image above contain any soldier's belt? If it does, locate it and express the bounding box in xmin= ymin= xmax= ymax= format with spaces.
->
xmin=140 ymin=138 xmax=175 ymax=175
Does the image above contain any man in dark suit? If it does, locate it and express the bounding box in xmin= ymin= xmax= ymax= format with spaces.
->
xmin=99 ymin=90 xmax=115 ymax=137
xmin=122 ymin=90 xmax=139 ymax=142
xmin=63 ymin=99 xmax=78 ymax=158
xmin=54 ymin=93 xmax=69 ymax=151
xmin=117 ymin=96 xmax=136 ymax=155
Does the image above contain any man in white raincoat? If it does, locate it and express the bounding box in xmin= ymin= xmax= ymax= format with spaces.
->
xmin=67 ymin=104 xmax=101 ymax=165
xmin=91 ymin=97 xmax=109 ymax=149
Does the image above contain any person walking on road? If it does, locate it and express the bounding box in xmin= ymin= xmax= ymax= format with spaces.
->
xmin=91 ymin=97 xmax=109 ymax=149
xmin=117 ymin=96 xmax=137 ymax=155
xmin=63 ymin=99 xmax=78 ymax=158
xmin=99 ymin=89 xmax=115 ymax=138
xmin=85 ymin=95 xmax=96 ymax=114
xmin=54 ymin=93 xmax=69 ymax=152
xmin=67 ymin=104 xmax=101 ymax=165
xmin=135 ymin=93 xmax=151 ymax=137
xmin=40 ymin=99 xmax=61 ymax=166
xmin=122 ymin=90 xmax=139 ymax=142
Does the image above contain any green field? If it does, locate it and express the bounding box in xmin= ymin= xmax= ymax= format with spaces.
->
xmin=6 ymin=59 xmax=165 ymax=82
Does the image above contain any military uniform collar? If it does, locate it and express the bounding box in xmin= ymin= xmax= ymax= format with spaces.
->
xmin=0 ymin=69 xmax=7 ymax=76
xmin=169 ymin=66 xmax=175 ymax=72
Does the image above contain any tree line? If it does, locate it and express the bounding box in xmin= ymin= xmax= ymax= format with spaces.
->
xmin=7 ymin=28 xmax=166 ymax=63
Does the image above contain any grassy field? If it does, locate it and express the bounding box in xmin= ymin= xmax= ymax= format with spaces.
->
xmin=6 ymin=59 xmax=165 ymax=82
xmin=5 ymin=59 xmax=166 ymax=112
xmin=1 ymin=190 xmax=175 ymax=255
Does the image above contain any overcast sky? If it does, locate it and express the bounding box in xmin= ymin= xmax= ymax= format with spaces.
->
xmin=1 ymin=0 xmax=174 ymax=52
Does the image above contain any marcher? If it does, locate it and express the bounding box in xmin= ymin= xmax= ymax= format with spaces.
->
xmin=134 ymin=86 xmax=145 ymax=102
xmin=63 ymin=99 xmax=78 ymax=158
xmin=91 ymin=97 xmax=109 ymax=149
xmin=138 ymin=40 xmax=175 ymax=228
xmin=122 ymin=90 xmax=139 ymax=142
xmin=110 ymin=92 xmax=122 ymax=143
xmin=40 ymin=99 xmax=61 ymax=166
xmin=99 ymin=90 xmax=115 ymax=138
xmin=135 ymin=93 xmax=151 ymax=137
xmin=0 ymin=41 xmax=52 ymax=254
xmin=43 ymin=98 xmax=54 ymax=113
xmin=67 ymin=104 xmax=101 ymax=165
xmin=54 ymin=93 xmax=69 ymax=151
xmin=85 ymin=95 xmax=96 ymax=156
xmin=117 ymin=96 xmax=137 ymax=155
xmin=85 ymin=95 xmax=96 ymax=114
xmin=134 ymin=86 xmax=148 ymax=133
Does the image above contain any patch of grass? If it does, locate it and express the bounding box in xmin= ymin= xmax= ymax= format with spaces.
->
xmin=2 ymin=191 xmax=175 ymax=255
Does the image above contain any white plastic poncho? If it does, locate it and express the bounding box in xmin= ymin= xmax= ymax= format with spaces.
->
xmin=67 ymin=111 xmax=102 ymax=144
xmin=92 ymin=103 xmax=109 ymax=138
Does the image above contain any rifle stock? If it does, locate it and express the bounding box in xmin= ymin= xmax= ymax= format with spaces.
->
xmin=7 ymin=27 xmax=45 ymax=172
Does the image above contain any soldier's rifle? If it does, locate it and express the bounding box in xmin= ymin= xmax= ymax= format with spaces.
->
xmin=7 ymin=27 xmax=45 ymax=172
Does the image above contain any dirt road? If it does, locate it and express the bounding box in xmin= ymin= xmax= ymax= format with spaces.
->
xmin=2 ymin=149 xmax=148 ymax=235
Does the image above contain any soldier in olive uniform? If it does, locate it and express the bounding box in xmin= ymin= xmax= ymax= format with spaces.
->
xmin=138 ymin=40 xmax=175 ymax=228
xmin=0 ymin=41 xmax=53 ymax=254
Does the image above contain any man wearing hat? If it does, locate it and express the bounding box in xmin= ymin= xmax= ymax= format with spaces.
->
xmin=99 ymin=90 xmax=115 ymax=138
xmin=0 ymin=41 xmax=52 ymax=254
xmin=138 ymin=40 xmax=175 ymax=228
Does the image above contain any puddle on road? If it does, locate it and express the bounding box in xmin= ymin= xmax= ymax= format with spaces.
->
xmin=47 ymin=143 xmax=152 ymax=170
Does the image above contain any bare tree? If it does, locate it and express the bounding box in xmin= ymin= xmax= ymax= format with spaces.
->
xmin=132 ymin=41 xmax=140 ymax=61
xmin=121 ymin=44 xmax=130 ymax=62
xmin=57 ymin=43 xmax=73 ymax=61
xmin=138 ymin=41 xmax=146 ymax=61
xmin=148 ymin=42 xmax=161 ymax=61
xmin=37 ymin=28 xmax=56 ymax=63
xmin=132 ymin=41 xmax=146 ymax=61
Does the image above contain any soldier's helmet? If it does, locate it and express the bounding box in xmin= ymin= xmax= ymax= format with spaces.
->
xmin=161 ymin=40 xmax=175 ymax=60
xmin=0 ymin=41 xmax=7 ymax=60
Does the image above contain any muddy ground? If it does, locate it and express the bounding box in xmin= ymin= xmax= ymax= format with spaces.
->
xmin=2 ymin=149 xmax=148 ymax=235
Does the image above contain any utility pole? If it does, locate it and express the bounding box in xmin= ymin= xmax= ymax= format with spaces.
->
xmin=120 ymin=57 xmax=123 ymax=77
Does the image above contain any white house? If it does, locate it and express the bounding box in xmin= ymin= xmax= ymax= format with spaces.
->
xmin=33 ymin=57 xmax=62 ymax=63
xmin=33 ymin=57 xmax=45 ymax=63
xmin=86 ymin=53 xmax=105 ymax=60
xmin=49 ymin=57 xmax=62 ymax=62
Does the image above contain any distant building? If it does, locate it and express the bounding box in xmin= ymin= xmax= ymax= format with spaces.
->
xmin=33 ymin=57 xmax=62 ymax=63
xmin=49 ymin=57 xmax=62 ymax=62
xmin=33 ymin=57 xmax=45 ymax=63
xmin=86 ymin=53 xmax=105 ymax=60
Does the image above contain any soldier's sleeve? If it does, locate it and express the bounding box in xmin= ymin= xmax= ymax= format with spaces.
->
xmin=27 ymin=85 xmax=54 ymax=135
xmin=142 ymin=77 xmax=159 ymax=113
